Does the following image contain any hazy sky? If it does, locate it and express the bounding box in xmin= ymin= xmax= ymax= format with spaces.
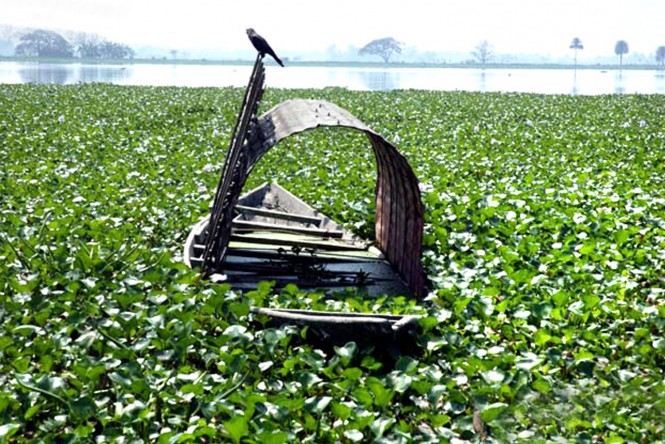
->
xmin=3 ymin=0 xmax=664 ymax=59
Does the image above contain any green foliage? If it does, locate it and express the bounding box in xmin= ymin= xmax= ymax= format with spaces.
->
xmin=1 ymin=84 xmax=664 ymax=442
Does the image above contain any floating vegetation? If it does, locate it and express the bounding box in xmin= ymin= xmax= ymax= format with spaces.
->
xmin=0 ymin=83 xmax=663 ymax=442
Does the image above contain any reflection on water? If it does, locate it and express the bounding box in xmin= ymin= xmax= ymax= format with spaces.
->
xmin=79 ymin=65 xmax=131 ymax=83
xmin=1 ymin=61 xmax=665 ymax=95
xmin=19 ymin=64 xmax=71 ymax=84
xmin=353 ymin=70 xmax=399 ymax=91
xmin=656 ymin=71 xmax=665 ymax=94
xmin=478 ymin=71 xmax=487 ymax=92
xmin=614 ymin=72 xmax=625 ymax=94
xmin=16 ymin=62 xmax=131 ymax=85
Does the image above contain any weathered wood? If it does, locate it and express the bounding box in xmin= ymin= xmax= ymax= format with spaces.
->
xmin=223 ymin=248 xmax=385 ymax=263
xmin=251 ymin=307 xmax=422 ymax=357
xmin=232 ymin=220 xmax=345 ymax=238
xmin=202 ymin=56 xmax=266 ymax=273
xmin=190 ymin=63 xmax=426 ymax=297
xmin=249 ymin=101 xmax=426 ymax=297
xmin=252 ymin=307 xmax=420 ymax=327
xmin=180 ymin=55 xmax=431 ymax=355
xmin=253 ymin=308 xmax=416 ymax=321
xmin=235 ymin=205 xmax=323 ymax=226
xmin=186 ymin=199 xmax=413 ymax=296
xmin=229 ymin=233 xmax=368 ymax=251
xmin=236 ymin=183 xmax=344 ymax=233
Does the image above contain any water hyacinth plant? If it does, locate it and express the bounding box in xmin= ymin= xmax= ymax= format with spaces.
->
xmin=0 ymin=83 xmax=664 ymax=442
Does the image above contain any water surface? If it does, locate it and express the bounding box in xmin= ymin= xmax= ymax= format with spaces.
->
xmin=1 ymin=61 xmax=663 ymax=95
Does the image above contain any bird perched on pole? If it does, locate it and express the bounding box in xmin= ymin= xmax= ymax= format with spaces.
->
xmin=246 ymin=28 xmax=284 ymax=67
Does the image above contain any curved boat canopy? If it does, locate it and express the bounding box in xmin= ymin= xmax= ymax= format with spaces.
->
xmin=200 ymin=58 xmax=426 ymax=297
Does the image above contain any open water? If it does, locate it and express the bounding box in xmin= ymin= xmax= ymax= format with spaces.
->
xmin=1 ymin=61 xmax=664 ymax=95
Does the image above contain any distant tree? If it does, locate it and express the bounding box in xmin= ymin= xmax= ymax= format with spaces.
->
xmin=74 ymin=33 xmax=101 ymax=58
xmin=97 ymin=41 xmax=135 ymax=59
xmin=657 ymin=46 xmax=665 ymax=68
xmin=614 ymin=40 xmax=629 ymax=68
xmin=77 ymin=39 xmax=101 ymax=59
xmin=77 ymin=38 xmax=135 ymax=60
xmin=358 ymin=37 xmax=403 ymax=63
xmin=569 ymin=37 xmax=583 ymax=70
xmin=15 ymin=29 xmax=73 ymax=57
xmin=471 ymin=40 xmax=493 ymax=66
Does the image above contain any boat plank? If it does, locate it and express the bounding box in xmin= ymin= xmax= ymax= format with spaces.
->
xmin=235 ymin=204 xmax=323 ymax=225
xmin=229 ymin=233 xmax=368 ymax=251
xmin=223 ymin=247 xmax=384 ymax=262
xmin=232 ymin=220 xmax=345 ymax=238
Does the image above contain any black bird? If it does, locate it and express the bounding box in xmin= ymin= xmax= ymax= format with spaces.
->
xmin=246 ymin=28 xmax=284 ymax=67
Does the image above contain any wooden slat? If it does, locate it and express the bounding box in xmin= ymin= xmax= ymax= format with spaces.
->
xmin=229 ymin=234 xmax=368 ymax=251
xmin=222 ymin=275 xmax=372 ymax=287
xmin=202 ymin=56 xmax=265 ymax=273
xmin=235 ymin=205 xmax=323 ymax=225
xmin=222 ymin=262 xmax=374 ymax=278
xmin=252 ymin=308 xmax=393 ymax=325
xmin=232 ymin=220 xmax=344 ymax=238
xmin=224 ymin=248 xmax=384 ymax=263
xmin=253 ymin=308 xmax=419 ymax=321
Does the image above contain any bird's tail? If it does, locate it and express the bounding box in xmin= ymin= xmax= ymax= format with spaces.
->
xmin=273 ymin=55 xmax=284 ymax=67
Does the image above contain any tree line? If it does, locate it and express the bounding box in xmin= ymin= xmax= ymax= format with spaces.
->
xmin=358 ymin=36 xmax=665 ymax=67
xmin=14 ymin=29 xmax=135 ymax=60
xmin=570 ymin=37 xmax=665 ymax=68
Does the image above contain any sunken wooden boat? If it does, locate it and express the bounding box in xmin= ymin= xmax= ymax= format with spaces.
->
xmin=184 ymin=182 xmax=412 ymax=296
xmin=182 ymin=56 xmax=427 ymax=352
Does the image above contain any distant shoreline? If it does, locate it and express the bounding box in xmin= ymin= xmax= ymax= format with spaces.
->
xmin=1 ymin=56 xmax=663 ymax=71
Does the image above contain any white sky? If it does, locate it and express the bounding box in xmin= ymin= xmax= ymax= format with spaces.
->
xmin=3 ymin=0 xmax=664 ymax=59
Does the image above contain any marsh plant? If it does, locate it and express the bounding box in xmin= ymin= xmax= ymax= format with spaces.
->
xmin=0 ymin=84 xmax=663 ymax=442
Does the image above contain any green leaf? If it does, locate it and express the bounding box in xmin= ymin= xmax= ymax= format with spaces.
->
xmin=367 ymin=378 xmax=394 ymax=407
xmin=534 ymin=329 xmax=552 ymax=346
xmin=70 ymin=396 xmax=97 ymax=421
xmin=419 ymin=316 xmax=438 ymax=332
xmin=574 ymin=350 xmax=595 ymax=362
xmin=582 ymin=293 xmax=601 ymax=309
xmin=12 ymin=325 xmax=40 ymax=337
xmin=331 ymin=401 xmax=352 ymax=421
xmin=343 ymin=429 xmax=364 ymax=442
xmin=304 ymin=396 xmax=332 ymax=414
xmin=108 ymin=372 xmax=132 ymax=387
xmin=0 ymin=423 xmax=21 ymax=441
xmin=342 ymin=367 xmax=363 ymax=381
xmin=579 ymin=241 xmax=595 ymax=255
xmin=604 ymin=434 xmax=625 ymax=444
xmin=369 ymin=417 xmax=395 ymax=438
xmin=395 ymin=356 xmax=419 ymax=373
xmin=352 ymin=387 xmax=373 ymax=407
xmin=516 ymin=353 xmax=543 ymax=371
xmin=482 ymin=369 xmax=505 ymax=385
xmin=11 ymin=357 xmax=31 ymax=373
xmin=257 ymin=431 xmax=289 ymax=444
xmin=391 ymin=373 xmax=412 ymax=393
xmin=532 ymin=377 xmax=551 ymax=394
xmin=223 ymin=416 xmax=248 ymax=444
xmin=223 ymin=325 xmax=253 ymax=342
xmin=480 ymin=402 xmax=508 ymax=422
xmin=335 ymin=342 xmax=357 ymax=361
